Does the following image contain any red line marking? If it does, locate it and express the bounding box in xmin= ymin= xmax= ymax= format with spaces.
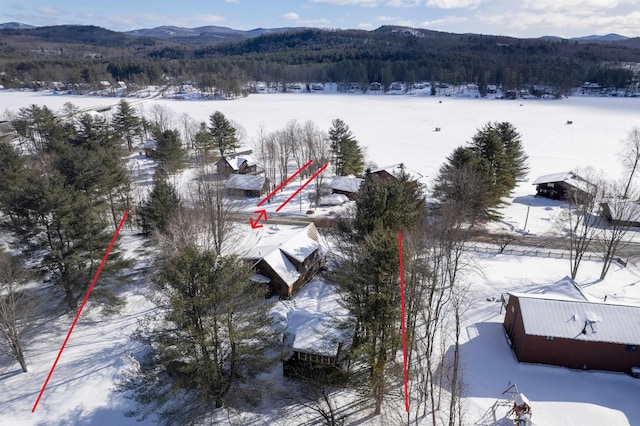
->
xmin=399 ymin=231 xmax=409 ymax=412
xmin=257 ymin=159 xmax=313 ymax=207
xmin=32 ymin=210 xmax=129 ymax=413
xmin=275 ymin=163 xmax=328 ymax=213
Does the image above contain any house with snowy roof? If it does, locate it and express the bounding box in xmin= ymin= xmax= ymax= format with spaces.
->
xmin=283 ymin=315 xmax=355 ymax=381
xmin=503 ymin=292 xmax=640 ymax=374
xmin=225 ymin=174 xmax=269 ymax=198
xmin=244 ymin=223 xmax=326 ymax=298
xmin=601 ymin=200 xmax=640 ymax=228
xmin=532 ymin=171 xmax=594 ymax=201
xmin=371 ymin=163 xmax=423 ymax=185
xmin=215 ymin=153 xmax=258 ymax=177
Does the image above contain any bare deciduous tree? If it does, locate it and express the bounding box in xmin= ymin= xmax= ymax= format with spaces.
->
xmin=0 ymin=251 xmax=34 ymax=373
xmin=598 ymin=183 xmax=639 ymax=279
xmin=621 ymin=126 xmax=640 ymax=199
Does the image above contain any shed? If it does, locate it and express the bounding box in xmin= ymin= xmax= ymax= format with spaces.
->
xmin=601 ymin=200 xmax=640 ymax=227
xmin=225 ymin=174 xmax=268 ymax=198
xmin=503 ymin=293 xmax=640 ymax=373
xmin=283 ymin=315 xmax=355 ymax=381
xmin=327 ymin=175 xmax=364 ymax=200
xmin=532 ymin=171 xmax=594 ymax=200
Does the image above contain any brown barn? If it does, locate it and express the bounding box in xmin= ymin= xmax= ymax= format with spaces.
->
xmin=532 ymin=171 xmax=594 ymax=200
xmin=244 ymin=223 xmax=325 ymax=298
xmin=225 ymin=174 xmax=268 ymax=198
xmin=503 ymin=293 xmax=640 ymax=374
xmin=215 ymin=154 xmax=258 ymax=177
xmin=371 ymin=163 xmax=423 ymax=185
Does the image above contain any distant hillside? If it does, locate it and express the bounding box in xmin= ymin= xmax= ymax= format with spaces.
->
xmin=0 ymin=24 xmax=638 ymax=94
xmin=124 ymin=25 xmax=305 ymax=44
xmin=0 ymin=22 xmax=34 ymax=30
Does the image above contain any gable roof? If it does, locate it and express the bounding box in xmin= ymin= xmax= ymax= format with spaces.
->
xmin=292 ymin=316 xmax=355 ymax=357
xmin=225 ymin=174 xmax=265 ymax=191
xmin=532 ymin=171 xmax=594 ymax=193
xmin=244 ymin=223 xmax=323 ymax=287
xmin=328 ymin=175 xmax=364 ymax=193
xmin=373 ymin=163 xmax=423 ymax=182
xmin=218 ymin=154 xmax=256 ymax=171
xmin=602 ymin=200 xmax=640 ymax=223
xmin=509 ymin=293 xmax=640 ymax=345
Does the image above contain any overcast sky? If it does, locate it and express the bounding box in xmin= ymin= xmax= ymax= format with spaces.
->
xmin=2 ymin=0 xmax=640 ymax=39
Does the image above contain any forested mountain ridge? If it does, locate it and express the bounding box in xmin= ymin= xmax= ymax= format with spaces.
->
xmin=0 ymin=24 xmax=638 ymax=94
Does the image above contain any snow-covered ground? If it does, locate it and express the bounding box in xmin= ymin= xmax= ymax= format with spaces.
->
xmin=1 ymin=91 xmax=639 ymax=425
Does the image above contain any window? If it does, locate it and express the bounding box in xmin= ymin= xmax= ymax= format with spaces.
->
xmin=626 ymin=345 xmax=638 ymax=352
xmin=546 ymin=336 xmax=554 ymax=341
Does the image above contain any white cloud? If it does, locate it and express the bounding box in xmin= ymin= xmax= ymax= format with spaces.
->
xmin=523 ymin=0 xmax=631 ymax=12
xmin=280 ymin=12 xmax=331 ymax=26
xmin=358 ymin=22 xmax=375 ymax=29
xmin=36 ymin=6 xmax=62 ymax=16
xmin=282 ymin=12 xmax=300 ymax=21
xmin=426 ymin=0 xmax=482 ymax=9
xmin=479 ymin=9 xmax=640 ymax=37
xmin=385 ymin=0 xmax=422 ymax=6
xmin=310 ymin=0 xmax=385 ymax=7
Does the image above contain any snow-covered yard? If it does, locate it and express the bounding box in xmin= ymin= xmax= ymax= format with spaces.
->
xmin=1 ymin=91 xmax=639 ymax=425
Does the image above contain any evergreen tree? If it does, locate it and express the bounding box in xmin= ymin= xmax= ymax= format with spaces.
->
xmin=208 ymin=111 xmax=239 ymax=157
xmin=155 ymin=129 xmax=186 ymax=173
xmin=112 ymin=99 xmax=142 ymax=152
xmin=138 ymin=170 xmax=180 ymax=236
xmin=328 ymin=118 xmax=364 ymax=176
xmin=119 ymin=246 xmax=277 ymax=423
xmin=355 ymin=170 xmax=425 ymax=235
xmin=193 ymin=122 xmax=216 ymax=161
xmin=433 ymin=122 xmax=528 ymax=222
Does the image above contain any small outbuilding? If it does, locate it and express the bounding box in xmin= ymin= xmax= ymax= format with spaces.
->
xmin=532 ymin=171 xmax=594 ymax=200
xmin=371 ymin=163 xmax=423 ymax=185
xmin=503 ymin=293 xmax=640 ymax=374
xmin=225 ymin=174 xmax=269 ymax=198
xmin=327 ymin=175 xmax=364 ymax=200
xmin=601 ymin=200 xmax=640 ymax=228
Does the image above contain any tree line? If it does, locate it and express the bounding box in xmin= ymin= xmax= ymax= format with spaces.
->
xmin=1 ymin=25 xmax=639 ymax=95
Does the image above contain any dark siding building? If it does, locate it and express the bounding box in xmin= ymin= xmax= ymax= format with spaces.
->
xmin=503 ymin=294 xmax=640 ymax=374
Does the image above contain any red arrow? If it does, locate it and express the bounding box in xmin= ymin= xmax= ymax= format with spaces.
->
xmin=257 ymin=159 xmax=313 ymax=207
xmin=250 ymin=209 xmax=268 ymax=229
xmin=276 ymin=163 xmax=328 ymax=213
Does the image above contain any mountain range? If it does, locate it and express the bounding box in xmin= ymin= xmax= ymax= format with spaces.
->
xmin=0 ymin=21 xmax=633 ymax=45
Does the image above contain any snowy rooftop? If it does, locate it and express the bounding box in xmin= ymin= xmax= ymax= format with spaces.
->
xmin=292 ymin=316 xmax=355 ymax=357
xmin=509 ymin=294 xmax=640 ymax=345
xmin=243 ymin=224 xmax=323 ymax=287
xmin=602 ymin=200 xmax=640 ymax=223
xmin=220 ymin=154 xmax=257 ymax=171
xmin=373 ymin=163 xmax=424 ymax=182
xmin=531 ymin=171 xmax=595 ymax=193
xmin=328 ymin=175 xmax=364 ymax=193
xmin=225 ymin=174 xmax=265 ymax=191
xmin=527 ymin=276 xmax=589 ymax=302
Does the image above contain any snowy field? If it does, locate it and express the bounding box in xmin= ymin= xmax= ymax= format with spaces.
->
xmin=0 ymin=91 xmax=639 ymax=425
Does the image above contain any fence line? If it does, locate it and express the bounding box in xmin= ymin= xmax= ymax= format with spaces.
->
xmin=468 ymin=245 xmax=605 ymax=262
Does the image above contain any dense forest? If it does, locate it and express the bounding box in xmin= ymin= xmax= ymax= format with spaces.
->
xmin=1 ymin=25 xmax=639 ymax=95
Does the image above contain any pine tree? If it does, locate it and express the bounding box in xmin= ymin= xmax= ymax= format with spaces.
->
xmin=138 ymin=170 xmax=180 ymax=236
xmin=119 ymin=246 xmax=277 ymax=423
xmin=328 ymin=118 xmax=364 ymax=176
xmin=193 ymin=122 xmax=215 ymax=161
xmin=112 ymin=99 xmax=142 ymax=152
xmin=155 ymin=129 xmax=186 ymax=173
xmin=208 ymin=111 xmax=239 ymax=157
